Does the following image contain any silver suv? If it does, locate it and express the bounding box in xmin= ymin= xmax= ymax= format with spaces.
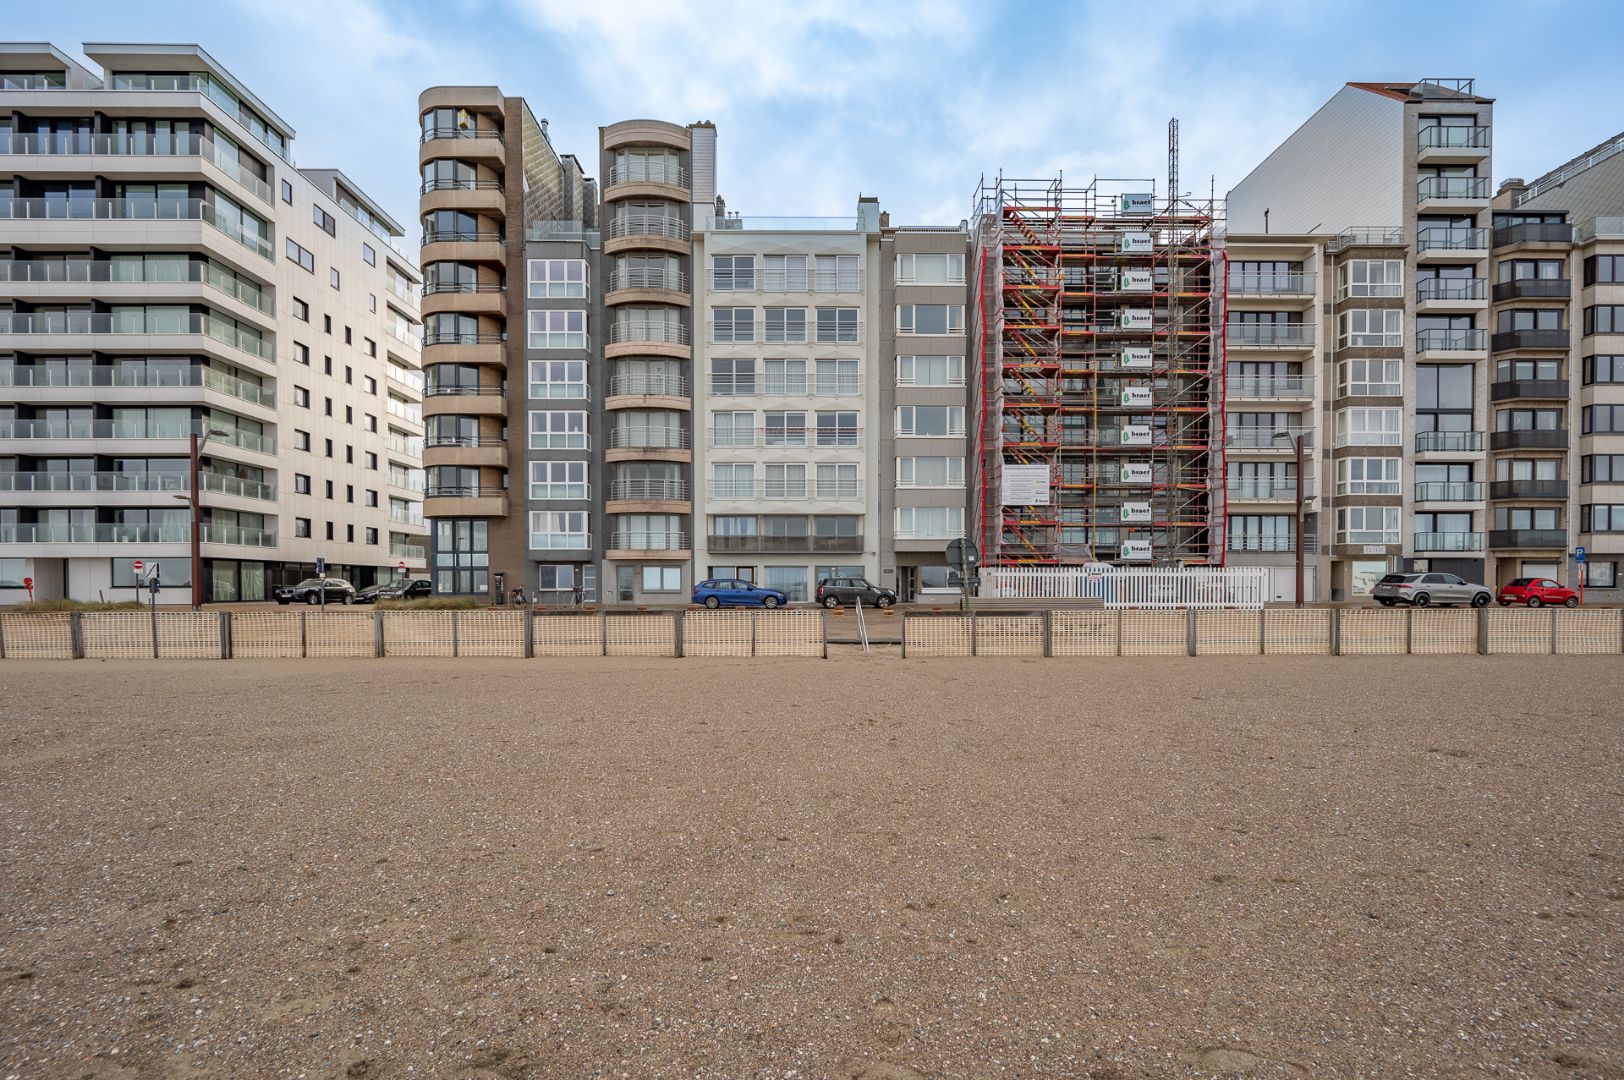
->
xmin=1370 ymin=572 xmax=1493 ymax=608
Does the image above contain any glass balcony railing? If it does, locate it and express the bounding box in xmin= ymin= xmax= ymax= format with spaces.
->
xmin=0 ymin=522 xmax=275 ymax=546
xmin=0 ymin=470 xmax=274 ymax=500
xmin=1417 ymin=176 xmax=1490 ymax=201
xmin=0 ymin=197 xmax=273 ymax=259
xmin=705 ymin=534 xmax=862 ymax=554
xmin=1417 ymin=227 xmax=1489 ymax=252
xmin=1417 ymin=125 xmax=1490 ymax=151
xmin=390 ymin=542 xmax=427 ymax=560
xmin=0 ymin=258 xmax=273 ymax=314
xmin=1415 ymin=431 xmax=1485 ymax=452
xmin=0 ymin=311 xmax=274 ymax=360
xmin=1414 ymin=482 xmax=1484 ymax=501
xmin=1225 ymin=271 xmax=1315 ymax=295
xmin=0 ymin=364 xmax=273 ymax=407
xmin=1226 ymin=376 xmax=1313 ymax=398
xmin=1414 ymin=531 xmax=1484 ymax=552
xmin=1488 ymin=479 xmax=1567 ymax=500
xmin=0 ymin=133 xmax=273 ymax=203
xmin=1416 ymin=277 xmax=1486 ymax=302
xmin=1488 ymin=529 xmax=1568 ymax=549
xmin=1415 ymin=328 xmax=1486 ymax=352
xmin=1224 ymin=323 xmax=1313 ymax=347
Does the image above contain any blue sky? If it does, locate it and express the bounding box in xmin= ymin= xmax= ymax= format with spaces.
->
xmin=17 ymin=0 xmax=1624 ymax=241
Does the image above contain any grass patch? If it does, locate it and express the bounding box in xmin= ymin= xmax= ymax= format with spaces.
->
xmin=6 ymin=599 xmax=145 ymax=612
xmin=375 ymin=597 xmax=484 ymax=610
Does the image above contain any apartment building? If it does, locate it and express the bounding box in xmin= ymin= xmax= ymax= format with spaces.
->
xmin=691 ymin=199 xmax=883 ymax=602
xmin=881 ymin=221 xmax=972 ymax=600
xmin=1227 ymin=78 xmax=1624 ymax=602
xmin=0 ymin=43 xmax=424 ymax=603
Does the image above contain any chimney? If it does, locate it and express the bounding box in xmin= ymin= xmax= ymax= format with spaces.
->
xmin=879 ymin=210 xmax=891 ymax=228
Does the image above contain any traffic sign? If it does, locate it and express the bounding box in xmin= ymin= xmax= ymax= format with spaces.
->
xmin=398 ymin=560 xmax=407 ymax=573
xmin=1575 ymin=546 xmax=1587 ymax=563
xmin=946 ymin=537 xmax=980 ymax=569
xmin=133 ymin=559 xmax=144 ymax=574
xmin=315 ymin=556 xmax=327 ymax=576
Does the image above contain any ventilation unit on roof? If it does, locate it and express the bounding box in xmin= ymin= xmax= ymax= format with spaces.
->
xmin=1120 ymin=346 xmax=1153 ymax=368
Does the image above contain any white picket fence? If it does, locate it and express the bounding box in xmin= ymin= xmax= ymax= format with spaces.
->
xmin=980 ymin=565 xmax=1270 ymax=609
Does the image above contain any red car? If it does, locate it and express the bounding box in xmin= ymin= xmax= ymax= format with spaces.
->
xmin=1497 ymin=577 xmax=1579 ymax=608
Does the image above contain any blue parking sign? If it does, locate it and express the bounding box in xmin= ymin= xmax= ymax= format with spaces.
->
xmin=1574 ymin=546 xmax=1586 ymax=564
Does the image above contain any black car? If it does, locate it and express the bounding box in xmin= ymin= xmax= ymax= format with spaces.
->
xmin=353 ymin=578 xmax=432 ymax=604
xmin=274 ymin=577 xmax=356 ymax=605
xmin=815 ymin=576 xmax=897 ymax=609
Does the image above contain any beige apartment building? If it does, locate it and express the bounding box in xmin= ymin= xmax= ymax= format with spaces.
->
xmin=0 ymin=42 xmax=425 ymax=603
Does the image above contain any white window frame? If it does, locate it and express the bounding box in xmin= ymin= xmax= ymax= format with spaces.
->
xmin=1337 ymin=457 xmax=1401 ymax=495
xmin=897 ymin=304 xmax=966 ymax=336
xmin=896 ymin=354 xmax=965 ymax=386
xmin=1340 ymin=259 xmax=1404 ymax=299
xmin=896 ymin=505 xmax=965 ymax=539
xmin=765 ymin=462 xmax=808 ymax=499
xmin=896 ymin=405 xmax=966 ymax=438
xmin=711 ymin=462 xmax=756 ymax=498
xmin=896 ymin=455 xmax=965 ymax=488
xmin=764 ymin=358 xmax=808 ymax=395
xmin=711 ymin=306 xmax=756 ymax=344
xmin=1338 ymin=358 xmax=1402 ymax=396
xmin=763 ymin=306 xmax=809 ymax=344
xmin=528 ymin=409 xmax=588 ymax=450
xmin=814 ymin=358 xmax=860 ymax=396
xmin=711 ymin=411 xmax=756 ymax=448
xmin=1336 ymin=505 xmax=1400 ymax=545
xmin=1335 ymin=407 xmax=1402 ymax=447
xmin=815 ymin=307 xmax=860 ymax=343
xmin=763 ymin=254 xmax=808 ymax=292
xmin=527 ymin=258 xmax=587 ymax=298
xmin=815 ymin=462 xmax=859 ymax=498
xmin=527 ymin=510 xmax=590 ymax=549
xmin=896 ymin=252 xmax=966 ymax=285
xmin=527 ymin=309 xmax=587 ymax=349
xmin=765 ymin=410 xmax=809 ymax=447
xmin=711 ymin=255 xmax=756 ymax=292
xmin=528 ymin=460 xmax=589 ymax=500
xmin=1337 ymin=309 xmax=1402 ymax=348
xmin=528 ymin=359 xmax=588 ymax=400
xmin=709 ymin=358 xmax=757 ymax=397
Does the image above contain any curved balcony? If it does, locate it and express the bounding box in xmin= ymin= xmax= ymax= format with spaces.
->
xmin=419 ymin=126 xmax=504 ymax=167
xmin=603 ymin=160 xmax=691 ymax=203
xmin=423 ymin=484 xmax=507 ymax=519
xmin=605 ymin=320 xmax=691 ymax=360
xmin=422 ymin=330 xmax=504 ymax=367
xmin=1489 ymin=479 xmax=1568 ymax=500
xmin=606 ymin=373 xmax=691 ymax=411
xmin=606 ymin=477 xmax=692 ymax=515
xmin=1490 ymin=429 xmax=1568 ymax=451
xmin=604 ymin=214 xmax=691 ymax=256
xmin=605 ymin=266 xmax=691 ymax=307
xmin=421 ymin=280 xmax=506 ymax=317
xmin=423 ymin=384 xmax=507 ymax=419
xmin=605 ymin=427 xmax=691 ymax=464
xmin=419 ymin=177 xmax=505 ymax=217
xmin=422 ymin=435 xmax=507 ymax=470
xmin=419 ymin=229 xmax=505 ymax=267
xmin=602 ymin=119 xmax=692 ymax=154
xmin=605 ymin=529 xmax=691 ymax=561
xmin=1489 ymin=529 xmax=1567 ymax=550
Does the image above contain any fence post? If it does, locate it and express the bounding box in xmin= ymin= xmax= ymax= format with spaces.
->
xmin=1405 ymin=607 xmax=1414 ymax=655
xmin=900 ymin=614 xmax=908 ymax=659
xmin=219 ymin=611 xmax=232 ymax=660
xmin=673 ymin=610 xmax=685 ymax=658
xmin=0 ymin=614 xmax=6 ymax=661
xmin=1258 ymin=607 xmax=1267 ymax=654
xmin=1187 ymin=608 xmax=1199 ymax=656
xmin=601 ymin=611 xmax=610 ymax=657
xmin=1329 ymin=607 xmax=1342 ymax=656
xmin=750 ymin=611 xmax=758 ymax=657
xmin=69 ymin=612 xmax=85 ymax=659
xmin=1477 ymin=606 xmax=1489 ymax=655
xmin=969 ymin=613 xmax=978 ymax=656
xmin=299 ymin=609 xmax=308 ymax=658
xmin=373 ymin=610 xmax=384 ymax=658
xmin=821 ymin=610 xmax=828 ymax=659
xmin=1115 ymin=609 xmax=1124 ymax=656
xmin=450 ymin=609 xmax=460 ymax=658
xmin=150 ymin=604 xmax=160 ymax=659
xmin=1041 ymin=610 xmax=1053 ymax=658
xmin=1550 ymin=607 xmax=1558 ymax=655
xmin=523 ymin=606 xmax=535 ymax=659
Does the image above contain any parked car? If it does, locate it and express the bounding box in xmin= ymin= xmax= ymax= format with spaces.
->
xmin=692 ymin=579 xmax=788 ymax=609
xmin=1370 ymin=572 xmax=1494 ymax=608
xmin=274 ymin=577 xmax=356 ymax=605
xmin=353 ymin=578 xmax=432 ymax=604
xmin=815 ymin=576 xmax=897 ymax=609
xmin=1497 ymin=577 xmax=1580 ymax=608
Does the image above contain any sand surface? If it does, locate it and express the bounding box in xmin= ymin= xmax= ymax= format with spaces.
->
xmin=1 ymin=656 xmax=1620 ymax=1078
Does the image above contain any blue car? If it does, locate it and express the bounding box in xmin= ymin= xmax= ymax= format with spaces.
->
xmin=692 ymin=578 xmax=789 ymax=609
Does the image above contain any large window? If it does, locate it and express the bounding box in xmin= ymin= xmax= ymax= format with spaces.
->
xmin=815 ymin=255 xmax=860 ymax=292
xmin=1337 ymin=506 xmax=1400 ymax=544
xmin=1340 ymin=260 xmax=1403 ymax=298
xmin=711 ymin=463 xmax=755 ymax=498
xmin=896 ymin=506 xmax=964 ymax=539
xmin=765 ymin=359 xmax=808 ymax=395
xmin=762 ymin=565 xmax=809 ymax=602
xmin=764 ymin=307 xmax=808 ymax=344
xmin=765 ymin=463 xmax=806 ymax=498
xmin=1496 ymin=506 xmax=1560 ymax=531
xmin=1416 ymin=364 xmax=1474 ymax=433
xmin=1337 ymin=457 xmax=1401 ymax=495
xmin=528 ymin=410 xmax=587 ymax=449
xmin=1582 ymin=505 xmax=1624 ymax=532
xmin=1583 ymin=405 xmax=1624 ymax=434
xmin=527 ymin=259 xmax=587 ymax=298
xmin=1583 ymin=355 xmax=1624 ymax=385
xmin=764 ymin=254 xmax=808 ymax=291
xmin=528 ymin=360 xmax=587 ymax=399
xmin=1334 ymin=407 xmax=1401 ymax=446
xmin=1227 ymin=515 xmax=1295 ymax=551
xmin=642 ymin=566 xmax=683 ymax=593
xmin=1498 ymin=408 xmax=1562 ymax=431
xmin=1583 ymin=306 xmax=1624 ymax=336
xmin=433 ymin=519 xmax=489 ymax=594
xmin=710 ymin=358 xmax=757 ymax=396
xmin=527 ymin=309 xmax=586 ymax=349
xmin=1338 ymin=359 xmax=1402 ymax=397
xmin=1337 ymin=309 xmax=1402 ymax=347
xmin=711 ymin=411 xmax=755 ymax=447
xmin=711 ymin=307 xmax=756 ymax=343
xmin=896 ymin=405 xmax=965 ymax=437
xmin=711 ymin=255 xmax=756 ymax=292
xmin=765 ymin=411 xmax=809 ymax=447
xmin=1582 ymin=455 xmax=1624 ymax=484
xmin=528 ymin=511 xmax=589 ymax=549
xmin=528 ymin=461 xmax=588 ymax=500
xmin=897 ymin=304 xmax=965 ymax=335
xmin=815 ymin=411 xmax=859 ymax=447
xmin=816 ymin=463 xmax=859 ymax=498
xmin=896 ymin=252 xmax=965 ymax=284
xmin=897 ymin=354 xmax=965 ymax=386
xmin=1583 ymin=255 xmax=1624 ymax=285
xmin=896 ymin=456 xmax=964 ymax=488
xmin=815 ymin=359 xmax=860 ymax=396
xmin=816 ymin=307 xmax=859 ymax=343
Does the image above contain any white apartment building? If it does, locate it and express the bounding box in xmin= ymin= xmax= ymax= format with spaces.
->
xmin=0 ymin=43 xmax=424 ymax=603
xmin=691 ymin=199 xmax=884 ymax=601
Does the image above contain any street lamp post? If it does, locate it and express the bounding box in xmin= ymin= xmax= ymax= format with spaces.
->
xmin=180 ymin=428 xmax=231 ymax=610
xmin=1273 ymin=430 xmax=1307 ymax=607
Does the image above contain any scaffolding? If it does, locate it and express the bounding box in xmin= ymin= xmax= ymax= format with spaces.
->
xmin=970 ymin=169 xmax=1221 ymax=566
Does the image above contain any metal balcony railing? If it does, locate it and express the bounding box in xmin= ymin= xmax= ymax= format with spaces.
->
xmin=1224 ymin=427 xmax=1313 ymax=449
xmin=1224 ymin=323 xmax=1313 ymax=346
xmin=1225 ymin=534 xmax=1319 ymax=553
xmin=607 ymin=161 xmax=690 ymax=188
xmin=709 ymin=427 xmax=862 ymax=449
xmin=423 ymin=434 xmax=504 ymax=449
xmin=607 ymin=428 xmax=691 ymax=450
xmin=1415 ymin=431 xmax=1485 ymax=452
xmin=422 ymin=331 xmax=504 ymax=347
xmin=1414 ymin=531 xmax=1484 ymax=552
xmin=1416 ymin=328 xmax=1486 ymax=351
xmin=1226 ymin=376 xmax=1314 ymax=398
xmin=1488 ymin=529 xmax=1567 ymax=549
xmin=1327 ymin=226 xmax=1405 ymax=252
xmin=421 ymin=126 xmax=503 ymax=144
xmin=606 ymin=215 xmax=691 ymax=242
xmin=419 ymin=177 xmax=504 ymax=194
xmin=705 ymin=534 xmax=862 ymax=554
xmin=424 ymin=484 xmax=505 ymax=498
xmin=1417 ymin=125 xmax=1490 ymax=151
xmin=424 ymin=383 xmax=505 ymax=398
xmin=1416 ymin=277 xmax=1486 ymax=302
xmin=607 ymin=322 xmax=690 ymax=346
xmin=607 ymin=479 xmax=690 ymax=502
xmin=1417 ymin=176 xmax=1490 ymax=201
xmin=421 ymin=229 xmax=504 ymax=246
xmin=608 ymin=530 xmax=691 ymax=550
xmin=1489 ymin=479 xmax=1567 ymax=500
xmin=1414 ymin=481 xmax=1485 ymax=502
xmin=708 ymin=480 xmax=863 ymax=500
xmin=1226 ymin=479 xmax=1310 ymax=501
xmin=607 ymin=266 xmax=688 ymax=293
xmin=1417 ymin=227 xmax=1489 ymax=252
xmin=422 ymin=280 xmax=505 ymax=296
xmin=608 ymin=374 xmax=689 ymax=397
xmin=1225 ymin=271 xmax=1315 ymax=295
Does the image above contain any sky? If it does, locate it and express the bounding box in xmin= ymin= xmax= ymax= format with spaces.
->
xmin=16 ymin=0 xmax=1624 ymax=245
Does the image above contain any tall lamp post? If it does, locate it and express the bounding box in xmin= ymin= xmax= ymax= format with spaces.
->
xmin=1273 ymin=429 xmax=1306 ymax=607
xmin=177 ymin=427 xmax=231 ymax=610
